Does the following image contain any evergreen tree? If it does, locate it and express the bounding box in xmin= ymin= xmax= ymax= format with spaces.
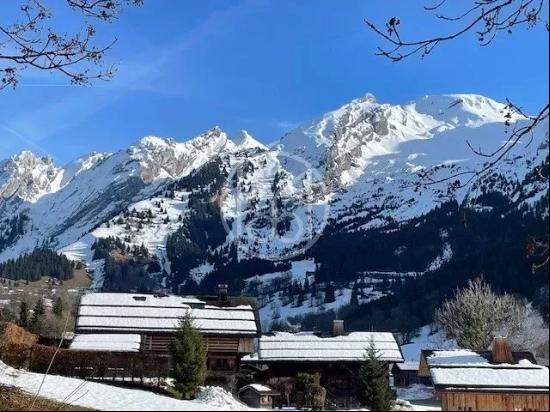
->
xmin=350 ymin=286 xmax=360 ymax=306
xmin=324 ymin=282 xmax=336 ymax=304
xmin=29 ymin=298 xmax=46 ymax=333
xmin=170 ymin=314 xmax=207 ymax=400
xmin=18 ymin=301 xmax=28 ymax=328
xmin=358 ymin=339 xmax=393 ymax=411
xmin=53 ymin=296 xmax=64 ymax=317
xmin=303 ymin=276 xmax=310 ymax=293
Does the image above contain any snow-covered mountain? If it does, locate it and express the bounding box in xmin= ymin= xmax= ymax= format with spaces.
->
xmin=1 ymin=93 xmax=547 ymax=327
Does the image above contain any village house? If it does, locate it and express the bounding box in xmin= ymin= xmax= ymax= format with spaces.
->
xmin=242 ymin=320 xmax=404 ymax=409
xmin=420 ymin=338 xmax=550 ymax=411
xmin=71 ymin=285 xmax=261 ymax=376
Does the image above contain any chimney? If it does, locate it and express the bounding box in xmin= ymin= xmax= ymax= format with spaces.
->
xmin=492 ymin=336 xmax=514 ymax=364
xmin=333 ymin=319 xmax=345 ymax=336
xmin=217 ymin=284 xmax=228 ymax=305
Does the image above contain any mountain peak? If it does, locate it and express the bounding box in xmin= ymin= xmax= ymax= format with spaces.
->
xmin=237 ymin=130 xmax=268 ymax=151
xmin=133 ymin=135 xmax=175 ymax=150
xmin=412 ymin=94 xmax=520 ymax=127
xmin=0 ymin=150 xmax=62 ymax=203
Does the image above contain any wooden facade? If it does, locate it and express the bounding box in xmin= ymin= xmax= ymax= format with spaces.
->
xmin=436 ymin=389 xmax=549 ymax=411
xmin=139 ymin=334 xmax=254 ymax=372
xmin=261 ymin=361 xmax=366 ymax=409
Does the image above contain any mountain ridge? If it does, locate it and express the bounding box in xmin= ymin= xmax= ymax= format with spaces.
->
xmin=0 ymin=92 xmax=547 ymax=328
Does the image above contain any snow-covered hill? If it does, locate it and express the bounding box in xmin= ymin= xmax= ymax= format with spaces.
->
xmin=1 ymin=93 xmax=547 ymax=325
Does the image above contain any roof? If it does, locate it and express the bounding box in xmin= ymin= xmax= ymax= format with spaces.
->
xmin=430 ymin=363 xmax=549 ymax=392
xmin=425 ymin=349 xmax=549 ymax=392
xmin=70 ymin=334 xmax=142 ymax=352
xmin=75 ymin=293 xmax=259 ymax=336
xmin=394 ymin=361 xmax=420 ymax=371
xmin=421 ymin=349 xmax=538 ymax=366
xmin=245 ymin=331 xmax=404 ymax=363
xmin=239 ymin=384 xmax=279 ymax=395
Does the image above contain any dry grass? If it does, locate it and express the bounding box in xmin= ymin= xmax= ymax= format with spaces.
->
xmin=0 ymin=322 xmax=37 ymax=351
xmin=0 ymin=386 xmax=95 ymax=411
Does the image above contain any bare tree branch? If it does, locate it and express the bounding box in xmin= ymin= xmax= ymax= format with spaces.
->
xmin=366 ymin=1 xmax=549 ymax=272
xmin=0 ymin=0 xmax=142 ymax=89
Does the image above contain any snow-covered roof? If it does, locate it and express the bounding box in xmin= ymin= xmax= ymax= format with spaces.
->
xmin=426 ymin=350 xmax=550 ymax=391
xmin=430 ymin=363 xmax=549 ymax=392
xmin=425 ymin=349 xmax=538 ymax=368
xmin=247 ymin=332 xmax=403 ymax=363
xmin=71 ymin=334 xmax=142 ymax=352
xmin=395 ymin=361 xmax=420 ymax=371
xmin=239 ymin=384 xmax=279 ymax=395
xmin=76 ymin=293 xmax=259 ymax=336
xmin=426 ymin=350 xmax=488 ymax=366
xmin=80 ymin=293 xmax=205 ymax=307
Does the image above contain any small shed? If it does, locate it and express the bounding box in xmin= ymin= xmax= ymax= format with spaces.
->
xmin=239 ymin=384 xmax=279 ymax=408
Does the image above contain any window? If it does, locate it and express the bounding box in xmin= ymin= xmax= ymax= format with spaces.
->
xmin=209 ymin=357 xmax=235 ymax=371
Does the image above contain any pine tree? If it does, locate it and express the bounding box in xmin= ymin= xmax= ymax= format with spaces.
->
xmin=29 ymin=298 xmax=46 ymax=333
xmin=18 ymin=301 xmax=28 ymax=327
xmin=170 ymin=314 xmax=207 ymax=400
xmin=303 ymin=276 xmax=310 ymax=294
xmin=358 ymin=339 xmax=393 ymax=411
xmin=53 ymin=296 xmax=64 ymax=317
xmin=324 ymin=282 xmax=336 ymax=304
xmin=350 ymin=283 xmax=360 ymax=306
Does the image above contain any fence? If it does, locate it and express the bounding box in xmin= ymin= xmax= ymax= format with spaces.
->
xmin=1 ymin=344 xmax=172 ymax=386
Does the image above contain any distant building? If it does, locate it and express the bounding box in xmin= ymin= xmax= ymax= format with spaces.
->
xmin=242 ymin=320 xmax=403 ymax=409
xmin=72 ymin=285 xmax=261 ymax=374
xmin=421 ymin=337 xmax=550 ymax=411
xmin=392 ymin=361 xmax=432 ymax=387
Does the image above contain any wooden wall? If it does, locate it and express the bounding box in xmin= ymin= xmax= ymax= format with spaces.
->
xmin=142 ymin=334 xmax=253 ymax=355
xmin=418 ymin=355 xmax=430 ymax=377
xmin=437 ymin=389 xmax=549 ymax=411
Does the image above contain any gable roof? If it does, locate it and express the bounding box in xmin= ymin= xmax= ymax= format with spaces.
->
xmin=424 ymin=349 xmax=549 ymax=392
xmin=394 ymin=361 xmax=420 ymax=371
xmin=75 ymin=293 xmax=260 ymax=336
xmin=244 ymin=331 xmax=403 ymax=363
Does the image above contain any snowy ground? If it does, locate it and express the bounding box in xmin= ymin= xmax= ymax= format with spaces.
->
xmin=400 ymin=325 xmax=457 ymax=362
xmin=396 ymin=385 xmax=435 ymax=401
xmin=0 ymin=360 xmax=442 ymax=411
xmin=0 ymin=362 xmax=252 ymax=411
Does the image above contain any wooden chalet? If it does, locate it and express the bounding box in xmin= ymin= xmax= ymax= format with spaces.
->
xmin=242 ymin=320 xmax=404 ymax=409
xmin=421 ymin=338 xmax=549 ymax=411
xmin=72 ymin=285 xmax=261 ymax=374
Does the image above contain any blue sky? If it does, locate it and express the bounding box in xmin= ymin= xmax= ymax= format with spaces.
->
xmin=0 ymin=0 xmax=548 ymax=163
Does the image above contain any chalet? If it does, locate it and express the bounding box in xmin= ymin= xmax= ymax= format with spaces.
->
xmin=242 ymin=320 xmax=403 ymax=408
xmin=72 ymin=286 xmax=261 ymax=374
xmin=421 ymin=338 xmax=550 ymax=411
